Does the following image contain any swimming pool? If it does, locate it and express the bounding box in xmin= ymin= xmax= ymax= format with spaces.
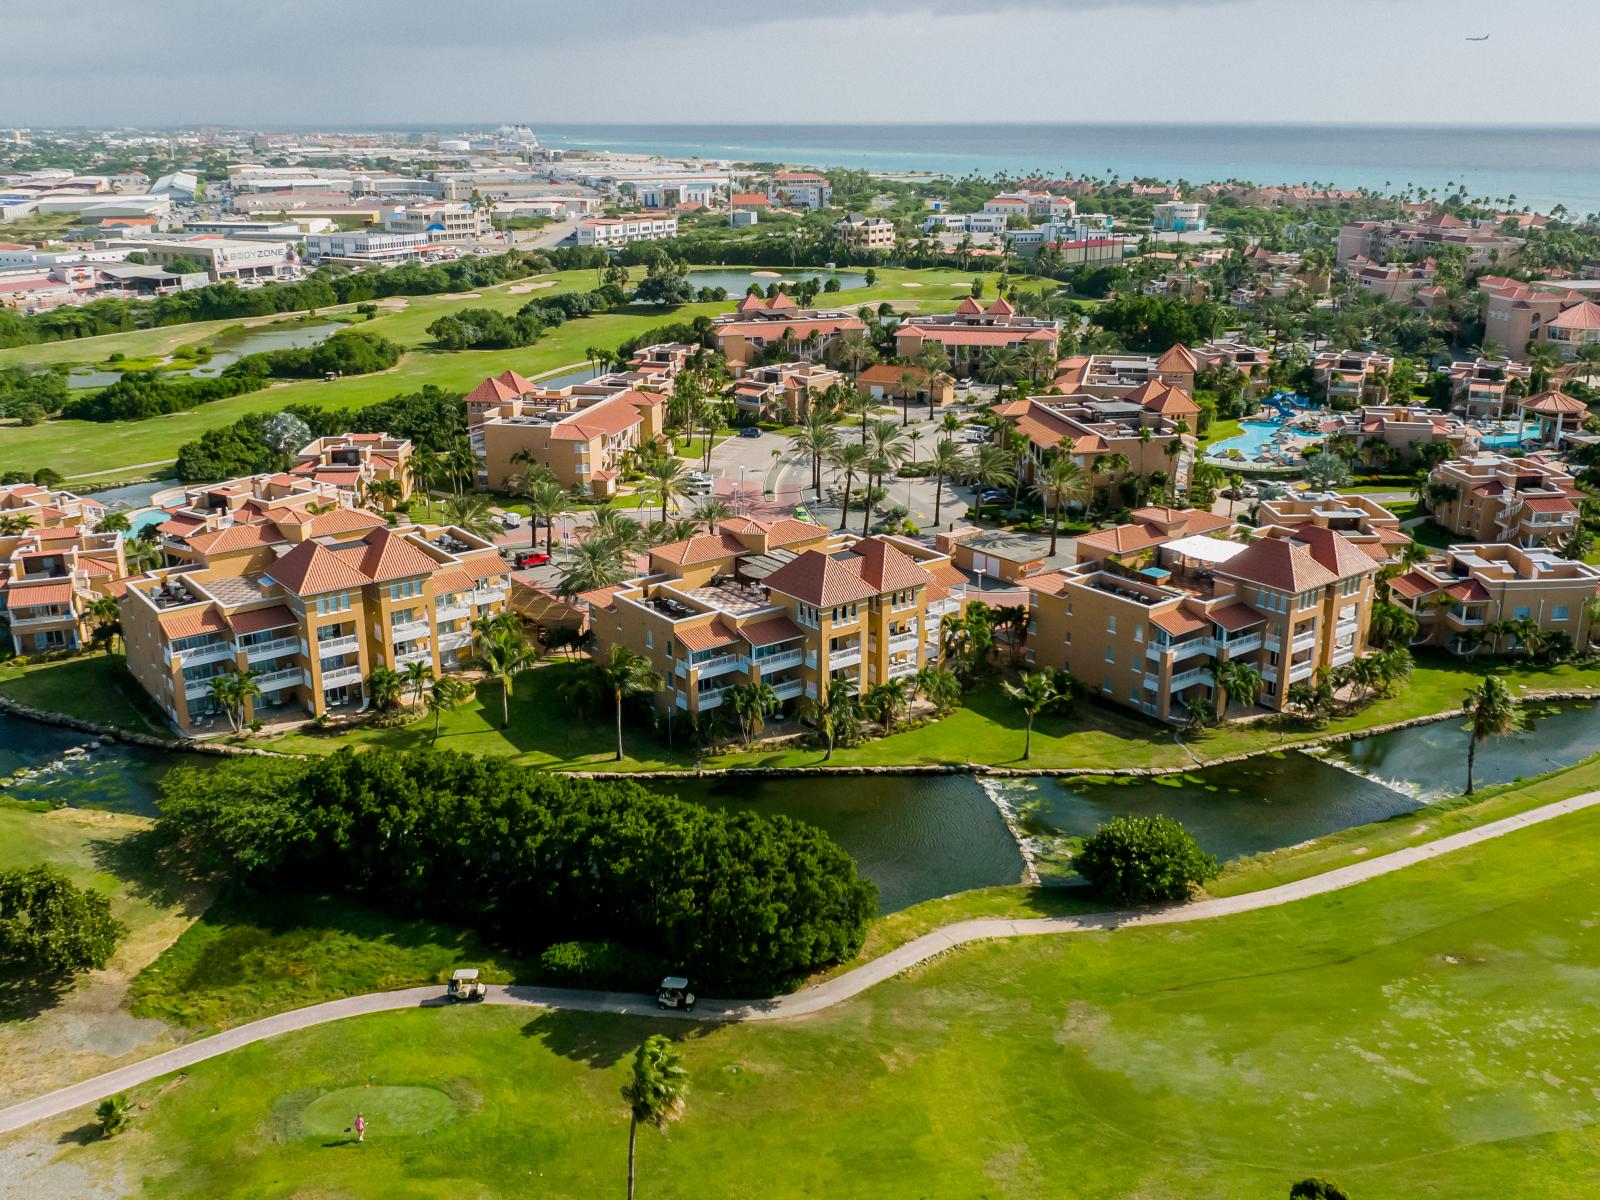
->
xmin=1478 ymin=431 xmax=1528 ymax=448
xmin=1207 ymin=420 xmax=1289 ymax=459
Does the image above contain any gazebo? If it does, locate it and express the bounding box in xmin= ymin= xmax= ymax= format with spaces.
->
xmin=1515 ymin=389 xmax=1588 ymax=445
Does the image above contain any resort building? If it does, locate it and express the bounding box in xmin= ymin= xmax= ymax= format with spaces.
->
xmin=709 ymin=292 xmax=867 ymax=369
xmin=1426 ymin=453 xmax=1579 ymax=548
xmin=1195 ymin=341 xmax=1276 ymax=396
xmin=726 ymin=362 xmax=840 ymax=423
xmin=856 ymin=363 xmax=956 ymax=409
xmin=894 ymin=297 xmax=1061 ymax=376
xmin=1254 ymin=491 xmax=1413 ymax=563
xmin=383 ymin=202 xmax=491 ymax=244
xmin=1387 ymin=544 xmax=1600 ymax=655
xmin=300 ymin=230 xmax=432 ymax=265
xmin=993 ymin=394 xmax=1197 ymax=495
xmin=1347 ymin=257 xmax=1437 ymax=304
xmin=1449 ymin=356 xmax=1533 ymax=419
xmin=464 ymin=344 xmax=695 ymax=432
xmin=119 ymin=518 xmax=510 ymax=733
xmin=477 ymin=389 xmax=666 ymax=496
xmin=1049 ymin=344 xmax=1200 ymax=398
xmin=573 ymin=214 xmax=679 ymax=248
xmin=0 ymin=481 xmax=107 ymax=534
xmin=935 ymin=527 xmax=1050 ymax=583
xmin=1335 ymin=213 xmax=1524 ymax=271
xmin=1324 ymin=405 xmax=1477 ymax=466
xmin=832 ymin=214 xmax=895 ymax=251
xmin=1151 ymin=202 xmax=1208 ymax=232
xmin=1311 ymin=350 xmax=1395 ymax=406
xmin=1515 ymin=389 xmax=1589 ymax=446
xmin=288 ymin=433 xmax=413 ymax=504
xmin=1 ymin=517 xmax=126 ymax=656
xmin=764 ymin=172 xmax=832 ymax=210
xmin=581 ymin=518 xmax=970 ymax=722
xmin=1023 ymin=512 xmax=1377 ymax=723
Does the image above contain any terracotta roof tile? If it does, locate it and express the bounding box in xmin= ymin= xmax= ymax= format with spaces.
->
xmin=1207 ymin=602 xmax=1266 ymax=631
xmin=740 ymin=614 xmax=805 ymax=647
xmin=764 ymin=549 xmax=878 ymax=606
xmin=156 ymin=604 xmax=230 ymax=638
xmin=357 ymin=528 xmax=440 ymax=583
xmin=676 ymin=619 xmax=739 ymax=653
xmin=1215 ymin=536 xmax=1340 ymax=592
xmin=264 ymin=540 xmax=371 ymax=597
xmin=227 ymin=605 xmax=297 ymax=634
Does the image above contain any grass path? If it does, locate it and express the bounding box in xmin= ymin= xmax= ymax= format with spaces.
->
xmin=4 ymin=784 xmax=1595 ymax=1137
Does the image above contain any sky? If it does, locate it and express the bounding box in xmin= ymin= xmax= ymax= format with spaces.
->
xmin=5 ymin=0 xmax=1598 ymax=128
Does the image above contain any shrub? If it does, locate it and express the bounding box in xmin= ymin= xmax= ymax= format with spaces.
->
xmin=1073 ymin=814 xmax=1218 ymax=905
xmin=536 ymin=940 xmax=664 ymax=990
xmin=1290 ymin=1179 xmax=1351 ymax=1200
xmin=0 ymin=865 xmax=125 ymax=973
xmin=96 ymin=1094 xmax=133 ymax=1138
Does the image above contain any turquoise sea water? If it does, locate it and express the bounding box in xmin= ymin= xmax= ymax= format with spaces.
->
xmin=536 ymin=123 xmax=1600 ymax=216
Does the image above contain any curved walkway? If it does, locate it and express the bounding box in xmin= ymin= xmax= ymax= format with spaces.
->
xmin=3 ymin=789 xmax=1596 ymax=1136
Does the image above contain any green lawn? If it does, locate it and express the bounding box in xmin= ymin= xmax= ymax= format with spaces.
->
xmin=1197 ymin=417 xmax=1242 ymax=448
xmin=32 ymin=796 xmax=1600 ymax=1198
xmin=0 ymin=653 xmax=163 ymax=735
xmin=2 ymin=266 xmax=1027 ymax=484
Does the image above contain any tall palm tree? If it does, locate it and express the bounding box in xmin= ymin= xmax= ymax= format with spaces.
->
xmin=591 ymin=644 xmax=663 ymax=761
xmin=589 ymin=505 xmax=648 ymax=556
xmin=523 ymin=479 xmax=570 ymax=555
xmin=641 ymin=454 xmax=692 ymax=524
xmin=1461 ymin=676 xmax=1521 ymax=795
xmin=861 ymin=678 xmax=911 ymax=733
xmin=799 ymin=676 xmax=857 ymax=761
xmin=827 ymin=441 xmax=871 ymax=531
xmin=476 ymin=626 xmax=537 ymax=730
xmin=407 ymin=447 xmax=444 ymax=517
xmin=622 ymin=1035 xmax=689 ymax=1200
xmin=1020 ymin=337 xmax=1059 ymax=384
xmin=862 ymin=419 xmax=909 ymax=534
xmin=827 ymin=329 xmax=877 ymax=374
xmin=84 ymin=595 xmax=122 ymax=652
xmin=928 ymin=438 xmax=964 ymax=527
xmin=555 ymin=534 xmax=632 ymax=597
xmin=1001 ymin=669 xmax=1075 ymax=761
xmin=979 ymin=346 xmax=1023 ymax=389
xmin=402 ymin=658 xmax=433 ymax=709
xmin=366 ymin=665 xmax=403 ymax=712
xmin=916 ymin=343 xmax=951 ymax=417
xmin=691 ymin=498 xmax=731 ymax=533
xmin=1034 ymin=453 xmax=1090 ymax=557
xmin=965 ymin=443 xmax=1017 ymax=504
xmin=425 ymin=675 xmax=472 ymax=744
xmin=442 ymin=493 xmax=501 ymax=542
xmin=1214 ymin=659 xmax=1265 ymax=715
xmin=788 ymin=411 xmax=839 ymax=499
xmin=724 ymin=679 xmax=780 ymax=746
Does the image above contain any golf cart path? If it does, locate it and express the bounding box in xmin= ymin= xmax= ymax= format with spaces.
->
xmin=3 ymin=788 xmax=1595 ymax=1135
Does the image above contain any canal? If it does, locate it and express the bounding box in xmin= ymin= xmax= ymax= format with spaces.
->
xmin=4 ymin=697 xmax=1596 ymax=913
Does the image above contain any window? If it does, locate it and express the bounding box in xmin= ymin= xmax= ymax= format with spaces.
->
xmin=1106 ymin=614 xmax=1117 ymax=634
xmin=388 ymin=579 xmax=423 ymax=601
xmin=1101 ymin=674 xmax=1112 ymax=693
xmin=1134 ymin=626 xmax=1144 ymax=644
xmin=1104 ymin=645 xmax=1115 ymax=664
xmin=1553 ymin=605 xmax=1570 ymax=622
xmin=1513 ymin=606 xmax=1531 ymax=620
xmin=389 ymin=608 xmax=415 ymax=627
xmin=645 ymin=630 xmax=653 ymax=649
xmin=315 ymin=592 xmax=351 ymax=616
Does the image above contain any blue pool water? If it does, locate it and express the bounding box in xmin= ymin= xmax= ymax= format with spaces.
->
xmin=1208 ymin=420 xmax=1288 ymax=459
xmin=1479 ymin=432 xmax=1529 ymax=448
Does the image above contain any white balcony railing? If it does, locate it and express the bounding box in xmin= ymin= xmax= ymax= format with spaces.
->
xmin=184 ymin=676 xmax=224 ymax=699
xmin=317 ymin=634 xmax=360 ymax=655
xmin=244 ymin=635 xmax=299 ymax=661
xmin=888 ymin=660 xmax=919 ymax=679
xmin=887 ymin=633 xmax=920 ymax=654
xmin=435 ymin=603 xmax=470 ymax=623
xmin=771 ymin=679 xmax=804 ymax=701
xmin=694 ymin=686 xmax=729 ymax=709
xmin=827 ymin=646 xmax=862 ymax=669
xmin=10 ymin=611 xmax=77 ymax=629
xmin=175 ymin=640 xmax=235 ymax=666
xmin=320 ymin=664 xmax=364 ymax=689
xmin=754 ymin=648 xmax=804 ymax=672
xmin=1292 ymin=631 xmax=1317 ymax=653
xmin=1218 ymin=632 xmax=1263 ymax=656
xmin=396 ymin=646 xmax=432 ymax=666
xmin=254 ymin=667 xmax=302 ymax=690
xmin=473 ymin=585 xmax=508 ymax=605
xmin=1289 ymin=660 xmax=1316 ymax=682
xmin=390 ymin=619 xmax=430 ymax=642
xmin=691 ymin=653 xmax=744 ymax=677
xmin=1150 ymin=637 xmax=1214 ymax=663
xmin=438 ymin=630 xmax=472 ymax=652
xmin=1169 ymin=667 xmax=1214 ymax=691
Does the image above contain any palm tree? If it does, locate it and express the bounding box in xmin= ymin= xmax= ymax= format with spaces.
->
xmin=95 ymin=511 xmax=131 ymax=534
xmin=406 ymin=447 xmax=443 ymax=517
xmin=862 ymin=420 xmax=909 ymax=534
xmin=799 ymin=676 xmax=858 ymax=761
xmin=555 ymin=534 xmax=632 ymax=597
xmin=442 ymin=494 xmax=501 ymax=541
xmin=725 ymin=679 xmax=780 ymax=746
xmin=861 ymin=678 xmax=911 ymax=733
xmin=1001 ymin=668 xmax=1075 ymax=761
xmin=0 ymin=513 xmax=36 ymax=536
xmin=964 ymin=443 xmax=1017 ymax=505
xmin=788 ymin=412 xmax=839 ymax=499
xmin=640 ymin=454 xmax=693 ymax=524
xmin=591 ymin=644 xmax=663 ymax=761
xmin=928 ymin=437 xmax=964 ymax=527
xmin=425 ymin=675 xmax=472 ymax=744
xmin=1214 ymin=659 xmax=1265 ymax=715
xmin=366 ymin=478 xmax=403 ymax=511
xmin=827 ymin=442 xmax=871 ymax=531
xmin=691 ymin=498 xmax=731 ymax=533
xmin=366 ymin=665 xmax=403 ymax=712
xmin=84 ymin=595 xmax=122 ymax=652
xmin=1033 ymin=453 xmax=1090 ymax=557
xmin=1020 ymin=338 xmax=1059 ymax=384
xmin=979 ymin=346 xmax=1023 ymax=389
xmin=523 ymin=480 xmax=570 ymax=555
xmin=827 ymin=329 xmax=878 ymax=374
xmin=402 ymin=658 xmax=433 ymax=709
xmin=1461 ymin=676 xmax=1521 ymax=795
xmin=589 ymin=505 xmax=648 ymax=556
xmin=476 ymin=627 xmax=537 ymax=729
xmin=622 ymin=1035 xmax=689 ymax=1200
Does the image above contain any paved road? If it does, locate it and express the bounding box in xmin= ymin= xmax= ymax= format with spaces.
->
xmin=3 ymin=789 xmax=1593 ymax=1135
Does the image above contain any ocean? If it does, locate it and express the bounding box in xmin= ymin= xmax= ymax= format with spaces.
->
xmin=534 ymin=122 xmax=1600 ymax=217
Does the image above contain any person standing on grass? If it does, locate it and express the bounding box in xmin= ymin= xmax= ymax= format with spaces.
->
xmin=354 ymin=1113 xmax=366 ymax=1143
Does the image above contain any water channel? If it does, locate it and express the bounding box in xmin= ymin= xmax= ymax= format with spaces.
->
xmin=64 ymin=320 xmax=346 ymax=389
xmin=3 ymin=697 xmax=1596 ymax=912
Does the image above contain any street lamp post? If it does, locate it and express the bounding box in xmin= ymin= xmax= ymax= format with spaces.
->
xmin=975 ymin=564 xmax=986 ymax=593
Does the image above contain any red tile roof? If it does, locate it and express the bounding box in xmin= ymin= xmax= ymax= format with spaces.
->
xmin=650 ymin=530 xmax=746 ymax=567
xmin=676 ymin=619 xmax=739 ymax=653
xmin=156 ymin=604 xmax=230 ymax=638
xmin=764 ymin=549 xmax=878 ymax=606
xmin=740 ymin=614 xmax=805 ymax=647
xmin=5 ymin=581 xmax=74 ymax=608
xmin=847 ymin=537 xmax=930 ymax=593
xmin=227 ymin=605 xmax=296 ymax=635
xmin=1215 ymin=535 xmax=1340 ymax=592
xmin=1207 ymin=602 xmax=1266 ymax=631
xmin=357 ymin=527 xmax=440 ymax=582
xmin=265 ymin=540 xmax=371 ymax=597
xmin=1290 ymin=526 xmax=1381 ymax=578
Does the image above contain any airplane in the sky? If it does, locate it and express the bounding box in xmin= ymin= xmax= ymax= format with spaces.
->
xmin=1466 ymin=34 xmax=1490 ymax=41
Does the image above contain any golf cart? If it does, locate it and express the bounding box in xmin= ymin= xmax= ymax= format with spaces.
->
xmin=656 ymin=976 xmax=696 ymax=1011
xmin=447 ymin=968 xmax=487 ymax=1002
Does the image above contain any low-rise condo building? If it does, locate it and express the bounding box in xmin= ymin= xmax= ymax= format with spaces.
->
xmin=856 ymin=363 xmax=956 ymax=409
xmin=1 ymin=512 xmax=126 ymax=655
xmin=764 ymin=172 xmax=832 ymax=209
xmin=1023 ymin=511 xmax=1377 ymax=722
xmin=120 ymin=517 xmax=509 ymax=733
xmin=1255 ymin=491 xmax=1412 ymax=563
xmin=1449 ymin=356 xmax=1533 ymax=419
xmin=478 ymin=389 xmax=666 ymax=496
xmin=994 ymin=394 xmax=1198 ymax=496
xmin=1312 ymin=350 xmax=1395 ymax=405
xmin=894 ymin=297 xmax=1060 ymax=376
xmin=709 ymin=292 xmax=867 ymax=369
xmin=1049 ymin=344 xmax=1200 ymax=398
xmin=581 ymin=518 xmax=970 ymax=721
xmin=1195 ymin=340 xmax=1276 ymax=395
xmin=1336 ymin=213 xmax=1524 ymax=271
xmin=725 ymin=362 xmax=840 ymax=423
xmin=1323 ymin=404 xmax=1477 ymax=466
xmin=288 ymin=433 xmax=412 ymax=504
xmin=574 ymin=214 xmax=679 ymax=247
xmin=1347 ymin=256 xmax=1437 ymax=303
xmin=383 ymin=202 xmax=491 ymax=244
xmin=1151 ymin=202 xmax=1208 ymax=232
xmin=832 ymin=214 xmax=895 ymax=251
xmin=1426 ymin=453 xmax=1579 ymax=548
xmin=1387 ymin=544 xmax=1600 ymax=655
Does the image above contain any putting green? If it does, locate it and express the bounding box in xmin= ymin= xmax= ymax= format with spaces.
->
xmin=298 ymin=1085 xmax=458 ymax=1138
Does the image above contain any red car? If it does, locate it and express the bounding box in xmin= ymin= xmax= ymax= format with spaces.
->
xmin=514 ymin=551 xmax=550 ymax=569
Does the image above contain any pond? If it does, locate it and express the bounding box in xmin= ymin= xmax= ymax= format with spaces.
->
xmin=684 ymin=268 xmax=868 ymax=295
xmin=65 ymin=320 xmax=347 ymax=389
xmin=0 ymin=712 xmax=211 ymax=817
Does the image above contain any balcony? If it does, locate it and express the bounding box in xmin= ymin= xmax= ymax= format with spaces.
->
xmin=1331 ymin=645 xmax=1357 ymax=667
xmin=1148 ymin=637 xmax=1214 ymax=664
xmin=754 ymin=648 xmax=804 ymax=672
xmin=438 ymin=629 xmax=472 ymax=652
xmin=771 ymin=679 xmax=805 ymax=701
xmin=10 ymin=610 xmax=77 ymax=629
xmin=1291 ymin=630 xmax=1317 ymax=653
xmin=887 ymin=632 xmax=920 ymax=654
xmin=691 ymin=653 xmax=745 ymax=678
xmin=396 ymin=646 xmax=432 ymax=666
xmin=694 ymin=686 xmax=729 ymax=710
xmin=244 ymin=635 xmax=299 ymax=661
xmin=1289 ymin=660 xmax=1317 ymax=682
xmin=1447 ymin=607 xmax=1487 ymax=627
xmin=390 ymin=619 xmax=430 ymax=642
xmin=184 ymin=676 xmax=224 ymax=700
xmin=888 ymin=660 xmax=919 ymax=680
xmin=254 ymin=667 xmax=302 ymax=690
xmin=174 ymin=640 xmax=235 ymax=666
xmin=827 ymin=645 xmax=862 ymax=669
xmin=435 ymin=602 xmax=470 ymax=623
xmin=1217 ymin=632 xmax=1262 ymax=657
xmin=320 ymin=664 xmax=364 ymax=689
xmin=473 ymin=585 xmax=508 ymax=605
xmin=317 ymin=633 xmax=360 ymax=655
xmin=1169 ymin=666 xmax=1213 ymax=691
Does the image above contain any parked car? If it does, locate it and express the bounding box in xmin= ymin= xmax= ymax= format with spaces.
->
xmin=738 ymin=426 xmax=763 ymax=438
xmin=683 ymin=472 xmax=714 ymax=496
xmin=494 ymin=509 xmax=522 ymax=530
xmin=976 ymin=489 xmax=1010 ymax=506
xmin=514 ymin=551 xmax=550 ymax=569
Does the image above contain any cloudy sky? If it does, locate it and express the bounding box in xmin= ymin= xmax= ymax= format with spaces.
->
xmin=5 ymin=0 xmax=1594 ymax=127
